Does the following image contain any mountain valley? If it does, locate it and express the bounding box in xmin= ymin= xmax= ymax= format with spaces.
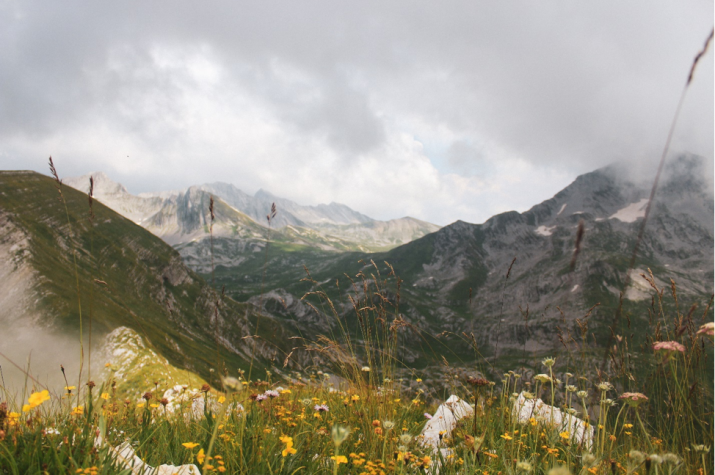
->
xmin=0 ymin=155 xmax=711 ymax=393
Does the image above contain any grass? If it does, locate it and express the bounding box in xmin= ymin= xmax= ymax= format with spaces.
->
xmin=1 ymin=242 xmax=712 ymax=474
xmin=1 ymin=321 xmax=712 ymax=474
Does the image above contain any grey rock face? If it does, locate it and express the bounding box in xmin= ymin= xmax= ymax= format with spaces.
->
xmin=392 ymin=156 xmax=713 ymax=356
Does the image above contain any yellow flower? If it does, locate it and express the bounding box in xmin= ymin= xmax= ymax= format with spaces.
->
xmin=22 ymin=404 xmax=32 ymax=412
xmin=197 ymin=449 xmax=205 ymax=464
xmin=71 ymin=406 xmax=84 ymax=416
xmin=101 ymin=393 xmax=110 ymax=400
xmin=331 ymin=455 xmax=348 ymax=465
xmin=218 ymin=396 xmax=226 ymax=404
xmin=182 ymin=442 xmax=199 ymax=449
xmin=137 ymin=403 xmax=145 ymax=408
xmin=28 ymin=390 xmax=51 ymax=407
xmin=416 ymin=378 xmax=422 ymax=382
xmin=150 ymin=403 xmax=159 ymax=408
xmin=104 ymin=362 xmax=112 ymax=367
xmin=8 ymin=412 xmax=20 ymax=426
xmin=351 ymin=395 xmax=360 ymax=402
xmin=421 ymin=456 xmax=431 ymax=467
xmin=500 ymin=433 xmax=513 ymax=441
xmin=280 ymin=436 xmax=297 ymax=457
xmin=559 ymin=431 xmax=570 ymax=440
xmin=65 ymin=386 xmax=76 ymax=392
xmin=280 ymin=389 xmax=291 ymax=394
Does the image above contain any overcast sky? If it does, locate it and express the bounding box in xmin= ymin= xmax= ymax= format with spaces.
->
xmin=1 ymin=1 xmax=712 ymax=225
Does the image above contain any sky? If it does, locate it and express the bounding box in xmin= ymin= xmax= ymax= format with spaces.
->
xmin=1 ymin=1 xmax=712 ymax=226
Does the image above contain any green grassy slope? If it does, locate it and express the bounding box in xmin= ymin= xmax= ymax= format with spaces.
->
xmin=0 ymin=171 xmax=298 ymax=385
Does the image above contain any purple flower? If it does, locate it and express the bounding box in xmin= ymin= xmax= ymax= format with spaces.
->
xmin=314 ymin=404 xmax=329 ymax=412
xmin=264 ymin=390 xmax=280 ymax=398
xmin=256 ymin=394 xmax=267 ymax=402
xmin=424 ymin=413 xmax=433 ymax=420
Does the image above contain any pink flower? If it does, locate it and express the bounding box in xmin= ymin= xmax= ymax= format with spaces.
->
xmin=619 ymin=392 xmax=648 ymax=407
xmin=424 ymin=413 xmax=433 ymax=420
xmin=653 ymin=341 xmax=685 ymax=353
xmin=256 ymin=394 xmax=267 ymax=402
xmin=314 ymin=404 xmax=329 ymax=412
xmin=697 ymin=322 xmax=714 ymax=336
xmin=264 ymin=390 xmax=280 ymax=398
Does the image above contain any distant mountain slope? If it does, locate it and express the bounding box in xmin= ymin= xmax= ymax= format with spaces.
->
xmin=198 ymin=183 xmax=373 ymax=227
xmin=0 ymin=171 xmax=306 ymax=388
xmin=195 ymin=156 xmax=713 ymax=366
xmin=65 ymin=174 xmax=440 ymax=251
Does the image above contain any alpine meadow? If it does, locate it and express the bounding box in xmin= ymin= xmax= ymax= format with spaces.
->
xmin=0 ymin=3 xmax=713 ymax=475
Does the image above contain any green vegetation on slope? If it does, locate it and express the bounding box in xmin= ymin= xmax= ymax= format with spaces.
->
xmin=0 ymin=171 xmax=292 ymax=386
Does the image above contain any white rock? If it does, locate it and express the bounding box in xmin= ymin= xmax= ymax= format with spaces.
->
xmin=512 ymin=392 xmax=594 ymax=447
xmin=97 ymin=439 xmax=201 ymax=474
xmin=420 ymin=395 xmax=474 ymax=449
xmin=535 ymin=225 xmax=556 ymax=236
xmin=161 ymin=385 xmax=217 ymax=420
xmin=418 ymin=395 xmax=474 ymax=474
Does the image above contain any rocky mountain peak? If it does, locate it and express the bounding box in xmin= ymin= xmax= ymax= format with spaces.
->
xmin=65 ymin=171 xmax=128 ymax=196
xmin=254 ymin=188 xmax=276 ymax=199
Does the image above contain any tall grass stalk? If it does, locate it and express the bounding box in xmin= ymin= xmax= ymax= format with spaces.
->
xmin=48 ymin=157 xmax=84 ymax=407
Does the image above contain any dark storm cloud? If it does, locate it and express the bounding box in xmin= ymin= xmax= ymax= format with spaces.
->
xmin=0 ymin=0 xmax=712 ymax=224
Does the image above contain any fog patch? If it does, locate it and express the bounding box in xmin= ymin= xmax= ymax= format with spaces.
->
xmin=0 ymin=323 xmax=107 ymax=398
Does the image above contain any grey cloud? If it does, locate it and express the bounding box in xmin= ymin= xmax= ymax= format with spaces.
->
xmin=0 ymin=1 xmax=712 ymax=223
xmin=284 ymin=80 xmax=385 ymax=156
xmin=446 ymin=140 xmax=486 ymax=175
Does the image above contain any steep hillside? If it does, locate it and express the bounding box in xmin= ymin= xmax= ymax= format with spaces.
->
xmin=0 ymin=171 xmax=306 ymax=389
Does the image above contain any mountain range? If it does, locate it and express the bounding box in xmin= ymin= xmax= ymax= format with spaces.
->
xmin=150 ymin=155 xmax=714 ymax=368
xmin=64 ymin=173 xmax=439 ymax=252
xmin=1 ymin=155 xmax=711 ymax=391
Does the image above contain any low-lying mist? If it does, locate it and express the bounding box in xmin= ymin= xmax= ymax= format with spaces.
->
xmin=0 ymin=322 xmax=106 ymax=400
